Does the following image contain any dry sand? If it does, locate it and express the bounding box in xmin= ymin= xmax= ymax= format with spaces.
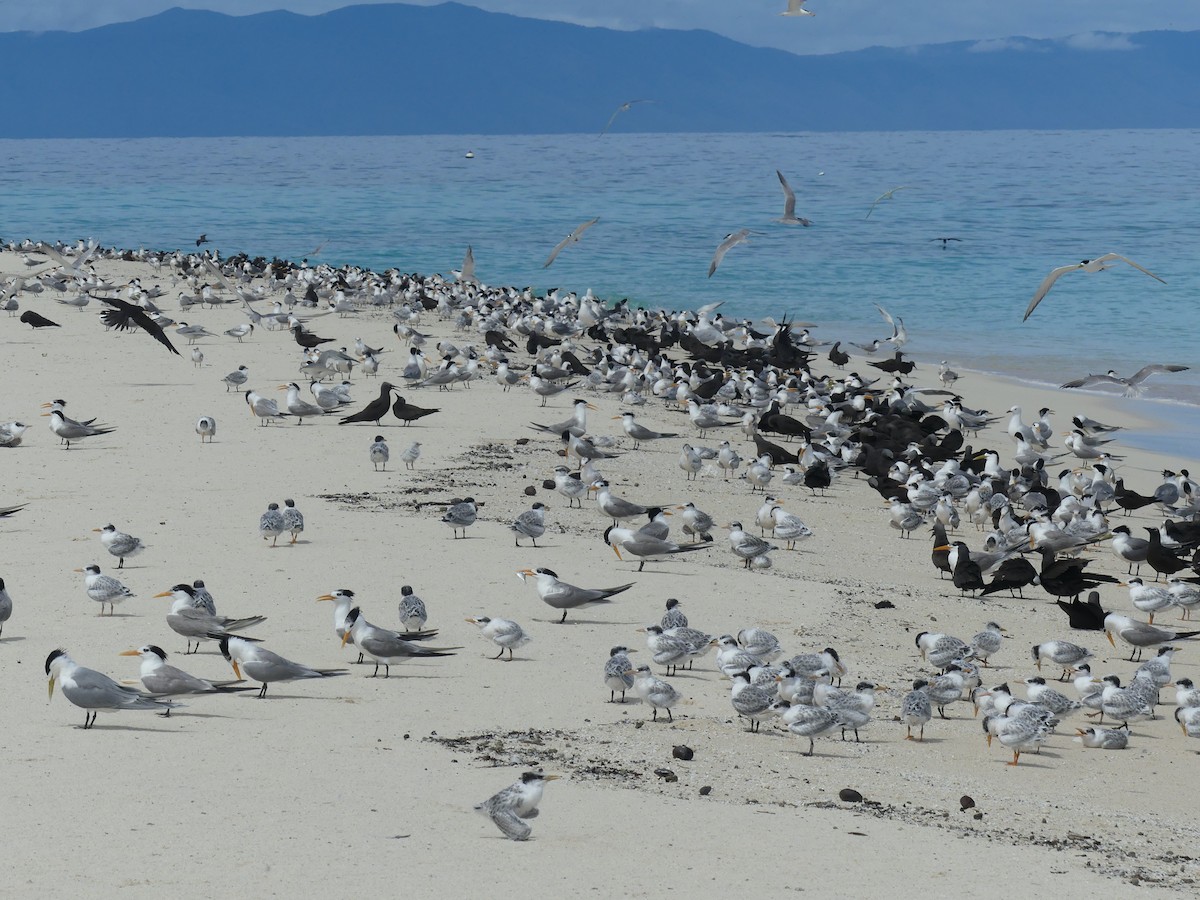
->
xmin=1 ymin=249 xmax=1197 ymax=897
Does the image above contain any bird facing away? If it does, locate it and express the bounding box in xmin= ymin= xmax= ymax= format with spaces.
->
xmin=708 ymin=229 xmax=754 ymax=277
xmin=775 ymin=170 xmax=812 ymax=225
xmin=475 ymin=771 xmax=559 ymax=841
xmin=543 ymin=217 xmax=600 ymax=268
xmin=1022 ymin=253 xmax=1166 ymax=321
xmin=196 ymin=416 xmax=217 ymax=443
xmin=599 ymin=99 xmax=653 ymax=136
xmin=370 ymin=435 xmax=389 ymax=470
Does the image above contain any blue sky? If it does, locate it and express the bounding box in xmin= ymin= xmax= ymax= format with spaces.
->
xmin=3 ymin=1 xmax=1197 ymax=54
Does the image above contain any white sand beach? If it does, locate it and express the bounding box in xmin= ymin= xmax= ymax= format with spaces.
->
xmin=1 ymin=247 xmax=1197 ymax=897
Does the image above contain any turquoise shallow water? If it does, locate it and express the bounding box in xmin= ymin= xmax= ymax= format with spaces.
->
xmin=2 ymin=130 xmax=1197 ymax=446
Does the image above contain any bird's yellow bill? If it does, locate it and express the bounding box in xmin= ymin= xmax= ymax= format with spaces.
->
xmin=341 ymin=631 xmax=352 ymax=648
xmin=316 ymin=594 xmax=336 ymax=602
xmin=47 ymin=676 xmax=55 ymax=700
xmin=611 ymin=545 xmax=623 ymax=560
xmin=230 ymin=661 xmax=242 ymax=680
xmin=118 ymin=649 xmax=141 ymax=657
xmin=1106 ymin=632 xmax=1116 ymax=647
xmin=153 ymin=591 xmax=175 ymax=599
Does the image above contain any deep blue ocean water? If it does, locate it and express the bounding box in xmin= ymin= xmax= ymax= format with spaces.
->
xmin=2 ymin=131 xmax=1198 ymax=444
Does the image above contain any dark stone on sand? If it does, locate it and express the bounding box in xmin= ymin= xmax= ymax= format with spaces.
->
xmin=672 ymin=745 xmax=694 ymax=761
xmin=524 ymin=485 xmax=537 ymax=496
xmin=699 ymin=786 xmax=712 ymax=796
xmin=839 ymin=788 xmax=863 ymax=803
xmin=960 ymin=795 xmax=975 ymax=811
xmin=874 ymin=600 xmax=895 ymax=609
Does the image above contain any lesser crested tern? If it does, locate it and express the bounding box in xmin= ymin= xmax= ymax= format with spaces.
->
xmin=518 ymin=567 xmax=633 ymax=622
xmin=341 ymin=607 xmax=458 ymax=677
xmin=120 ymin=645 xmax=252 ymax=704
xmin=217 ymin=635 xmax=346 ymax=698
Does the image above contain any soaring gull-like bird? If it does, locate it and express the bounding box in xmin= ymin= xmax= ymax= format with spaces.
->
xmin=1022 ymin=253 xmax=1166 ymax=321
xmin=543 ymin=217 xmax=600 ymax=268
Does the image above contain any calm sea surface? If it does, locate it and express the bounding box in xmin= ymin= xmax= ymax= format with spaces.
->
xmin=2 ymin=131 xmax=1197 ymax=450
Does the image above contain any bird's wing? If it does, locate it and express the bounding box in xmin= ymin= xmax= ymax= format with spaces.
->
xmin=543 ymin=235 xmax=573 ymax=269
xmin=33 ymin=242 xmax=76 ymax=271
xmin=708 ymin=231 xmax=747 ymax=278
xmin=461 ymin=245 xmax=475 ymax=280
xmin=776 ymin=170 xmax=796 ymax=218
xmin=1022 ymin=264 xmax=1079 ymax=321
xmin=489 ymin=808 xmax=532 ymax=840
xmin=95 ymin=295 xmax=180 ymax=355
xmin=874 ymin=303 xmax=895 ymax=330
xmin=573 ymin=217 xmax=600 ymax=239
xmin=1059 ymin=373 xmax=1121 ymax=389
xmin=1127 ymin=364 xmax=1189 ymax=385
xmin=1100 ymin=253 xmax=1167 ymax=284
xmin=599 ymin=106 xmax=623 ymax=136
xmin=201 ymin=256 xmax=239 ymax=294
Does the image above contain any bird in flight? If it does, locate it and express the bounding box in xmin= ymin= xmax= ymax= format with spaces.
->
xmin=780 ymin=0 xmax=816 ymax=15
xmin=708 ymin=229 xmax=756 ymax=278
xmin=600 ymin=99 xmax=653 ymax=137
xmin=865 ymin=186 xmax=909 ymax=219
xmin=775 ymin=170 xmax=812 ymax=226
xmin=195 ymin=234 xmax=211 ymax=247
xmin=1023 ymin=253 xmax=1166 ymax=321
xmin=931 ymin=237 xmax=962 ymax=248
xmin=543 ymin=217 xmax=600 ymax=268
xmin=91 ymin=294 xmax=180 ymax=355
xmin=1060 ymin=365 xmax=1188 ymax=397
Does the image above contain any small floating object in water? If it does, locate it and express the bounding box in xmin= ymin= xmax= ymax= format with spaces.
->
xmin=465 ymin=151 xmax=475 ymax=159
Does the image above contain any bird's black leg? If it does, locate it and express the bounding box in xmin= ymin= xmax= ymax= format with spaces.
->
xmin=560 ymin=610 xmax=567 ymax=624
xmin=493 ymin=648 xmax=505 ymax=660
xmin=652 ymin=708 xmax=658 ymax=721
xmin=666 ymin=708 xmax=673 ymax=722
xmin=258 ymin=683 xmax=268 ymax=698
xmin=384 ymin=665 xmax=390 ymax=678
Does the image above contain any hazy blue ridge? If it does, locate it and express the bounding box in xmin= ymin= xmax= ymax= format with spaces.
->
xmin=1 ymin=3 xmax=1197 ymax=137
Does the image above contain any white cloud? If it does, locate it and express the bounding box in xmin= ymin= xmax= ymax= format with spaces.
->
xmin=1062 ymin=31 xmax=1137 ymax=50
xmin=967 ymin=37 xmax=1039 ymax=53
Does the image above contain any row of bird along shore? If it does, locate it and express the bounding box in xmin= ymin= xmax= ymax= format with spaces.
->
xmin=1 ymin=240 xmax=1197 ymax=897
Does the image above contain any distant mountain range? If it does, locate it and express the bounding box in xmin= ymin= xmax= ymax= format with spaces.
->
xmin=2 ymin=3 xmax=1198 ymax=137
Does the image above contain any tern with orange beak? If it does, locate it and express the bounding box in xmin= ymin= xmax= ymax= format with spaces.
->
xmin=517 ymin=567 xmax=634 ymax=622
xmin=216 ymin=635 xmax=346 ymax=698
